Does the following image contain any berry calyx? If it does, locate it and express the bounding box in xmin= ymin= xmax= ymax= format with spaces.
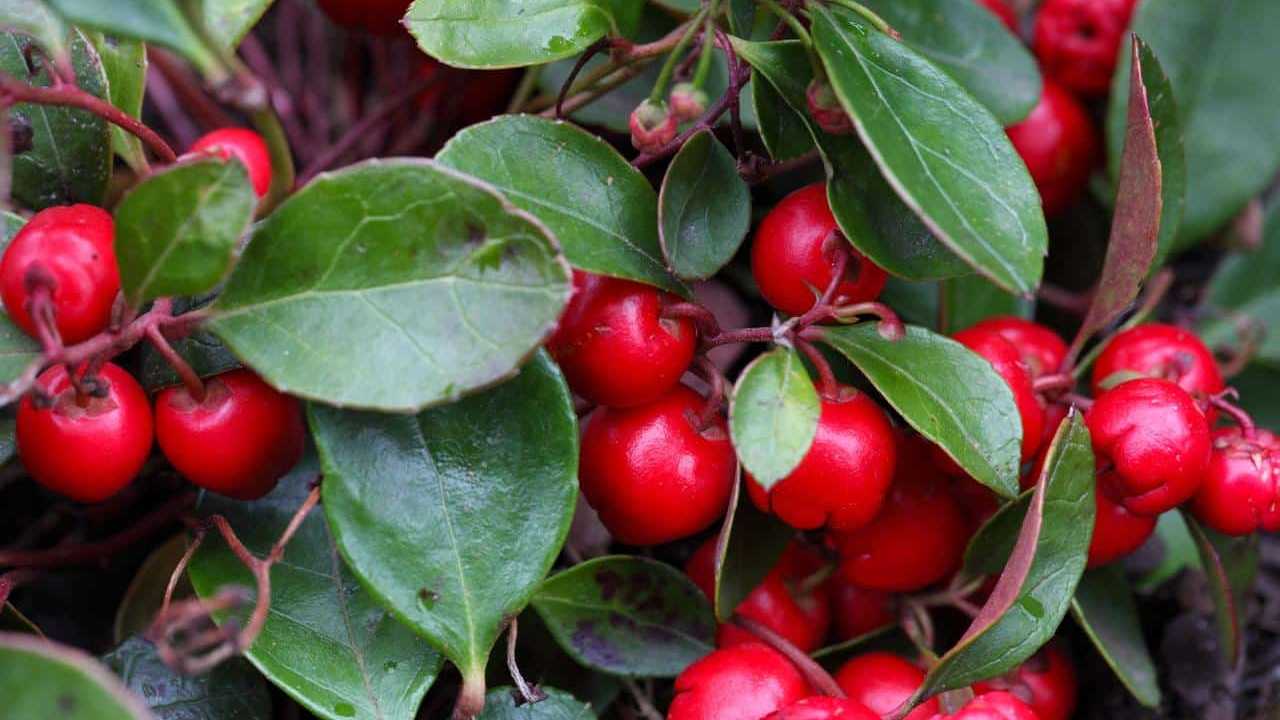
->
xmin=686 ymin=538 xmax=833 ymax=653
xmin=747 ymin=387 xmax=897 ymax=532
xmin=670 ymin=82 xmax=710 ymax=122
xmin=0 ymin=205 xmax=118 ymax=344
xmin=953 ymin=326 xmax=1044 ymax=461
xmin=578 ymin=385 xmax=735 ymax=546
xmin=830 ymin=579 xmax=895 ymax=641
xmin=188 ymin=128 xmax=273 ymax=198
xmin=1189 ymin=427 xmax=1280 ymax=536
xmin=765 ymin=696 xmax=880 ymax=720
xmin=806 ymin=79 xmax=855 ymax=135
xmin=1006 ymin=79 xmax=1099 ymax=217
xmin=546 ymin=270 xmax=696 ymax=408
xmin=1086 ymin=378 xmax=1211 ymax=516
xmin=1091 ymin=323 xmax=1224 ymax=401
xmin=1032 ymin=0 xmax=1139 ymax=96
xmin=926 ymin=691 xmax=1039 ymax=720
xmin=668 ymin=643 xmax=811 ymax=720
xmin=630 ymin=99 xmax=678 ymax=154
xmin=963 ymin=316 xmax=1068 ymax=379
xmin=1088 ymin=472 xmax=1158 ymax=567
xmin=17 ymin=363 xmax=152 ymax=503
xmin=751 ymin=184 xmax=888 ymax=317
xmin=836 ymin=652 xmax=940 ymax=720
xmin=155 ymin=369 xmax=306 ymax=501
xmin=315 ymin=0 xmax=410 ymax=35
xmin=975 ymin=0 xmax=1019 ymax=31
xmin=973 ymin=645 xmax=1078 ymax=720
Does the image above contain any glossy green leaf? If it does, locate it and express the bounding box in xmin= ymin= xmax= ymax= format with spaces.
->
xmin=939 ymin=274 xmax=1030 ymax=335
xmin=712 ymin=480 xmax=793 ymax=621
xmin=103 ymin=636 xmax=271 ymax=720
xmin=115 ymin=157 xmax=255 ymax=308
xmin=810 ymin=6 xmax=1047 ymax=295
xmin=659 ymin=131 xmax=751 ymax=280
xmin=963 ymin=487 xmax=1032 ymax=577
xmin=919 ymin=416 xmax=1093 ymax=698
xmin=44 ymin=0 xmax=217 ymax=74
xmin=88 ymin=33 xmax=147 ymax=172
xmin=0 ymin=633 xmax=152 ymax=720
xmin=732 ymin=38 xmax=970 ymax=282
xmin=0 ymin=213 xmax=38 ymax=385
xmin=1 ymin=29 xmax=111 ymax=210
xmin=476 ymin=687 xmax=596 ymax=720
xmin=820 ymin=323 xmax=1021 ymax=497
xmin=113 ymin=535 xmax=191 ymax=644
xmin=406 ymin=0 xmax=643 ymax=69
xmin=751 ymin=74 xmax=814 ymax=162
xmin=532 ymin=556 xmax=715 ymax=677
xmin=1110 ymin=0 xmax=1280 ymax=246
xmin=879 ymin=278 xmax=940 ymax=330
xmin=1234 ymin=363 xmax=1280 ymax=426
xmin=729 ymin=347 xmax=820 ymax=488
xmin=207 ymin=159 xmax=571 ymax=412
xmin=1136 ymin=510 xmax=1199 ymax=592
xmin=1199 ymin=201 xmax=1280 ymax=367
xmin=314 ymin=353 xmax=578 ymax=695
xmin=858 ymin=0 xmax=1040 ymax=125
xmin=0 ymin=0 xmax=68 ymax=65
xmin=198 ymin=0 xmax=273 ymax=51
xmin=438 ymin=115 xmax=680 ymax=293
xmin=1070 ymin=566 xmax=1161 ymax=708
xmin=1183 ymin=513 xmax=1259 ymax=668
xmin=187 ymin=454 xmax=443 ymax=720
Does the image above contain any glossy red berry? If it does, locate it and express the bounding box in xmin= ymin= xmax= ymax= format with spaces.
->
xmin=669 ymin=643 xmax=810 ymax=720
xmin=315 ymin=0 xmax=410 ymax=35
xmin=0 ymin=205 xmax=118 ymax=345
xmin=1091 ymin=324 xmax=1224 ymax=401
xmin=926 ymin=691 xmax=1039 ymax=720
xmin=953 ymin=326 xmax=1044 ymax=462
xmin=976 ymin=0 xmax=1018 ymax=31
xmin=155 ymin=369 xmax=305 ymax=501
xmin=579 ymin=386 xmax=735 ymax=546
xmin=1033 ymin=0 xmax=1139 ymax=96
xmin=17 ymin=363 xmax=152 ymax=503
xmin=964 ymin=317 xmax=1067 ymax=379
xmin=1088 ymin=473 xmax=1158 ymax=567
xmin=547 ymin=270 xmax=696 ymax=408
xmin=747 ymin=388 xmax=897 ymax=532
xmin=751 ymin=184 xmax=888 ymax=317
xmin=830 ymin=579 xmax=895 ymax=641
xmin=973 ymin=645 xmax=1078 ymax=720
xmin=687 ymin=538 xmax=832 ymax=652
xmin=1189 ymin=427 xmax=1280 ymax=536
xmin=1005 ymin=80 xmax=1099 ymax=217
xmin=1086 ymin=378 xmax=1211 ymax=516
xmin=189 ymin=129 xmax=273 ymax=198
xmin=766 ymin=697 xmax=879 ymax=720
xmin=836 ymin=653 xmax=940 ymax=720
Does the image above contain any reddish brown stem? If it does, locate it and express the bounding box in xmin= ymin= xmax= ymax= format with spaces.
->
xmin=162 ymin=527 xmax=206 ymax=616
xmin=796 ymin=338 xmax=839 ymax=400
xmin=1032 ymin=373 xmax=1076 ymax=394
xmin=1063 ymin=392 xmax=1094 ymax=412
xmin=632 ymin=58 xmax=752 ymax=169
xmin=1210 ymin=391 xmax=1257 ymax=439
xmin=147 ymin=325 xmax=205 ymax=402
xmin=791 ymin=235 xmax=851 ymax=330
xmin=704 ymin=326 xmax=779 ymax=348
xmin=692 ymin=356 xmax=728 ymax=430
xmin=662 ymin=301 xmax=722 ymax=338
xmin=556 ymin=38 xmax=611 ymax=119
xmin=732 ymin=614 xmax=846 ymax=697
xmin=1036 ymin=282 xmax=1091 ymax=316
xmin=0 ymin=492 xmax=196 ymax=569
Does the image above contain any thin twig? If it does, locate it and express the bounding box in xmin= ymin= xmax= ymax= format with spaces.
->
xmin=505 ymin=618 xmax=547 ymax=705
xmin=0 ymin=493 xmax=196 ymax=569
xmin=732 ymin=614 xmax=846 ymax=697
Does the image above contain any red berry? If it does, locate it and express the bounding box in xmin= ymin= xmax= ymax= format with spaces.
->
xmin=830 ymin=579 xmax=895 ymax=641
xmin=579 ymin=386 xmax=735 ymax=546
xmin=975 ymin=0 xmax=1019 ymax=31
xmin=17 ymin=363 xmax=152 ymax=503
xmin=1086 ymin=378 xmax=1211 ymax=516
xmin=926 ymin=691 xmax=1040 ymax=720
xmin=835 ymin=436 xmax=972 ymax=592
xmin=670 ymin=83 xmax=710 ymax=122
xmin=964 ymin=317 xmax=1067 ymax=379
xmin=0 ymin=205 xmax=118 ymax=344
xmin=188 ymin=129 xmax=273 ymax=198
xmin=1091 ymin=324 xmax=1224 ymax=401
xmin=1189 ymin=427 xmax=1280 ymax=536
xmin=953 ymin=327 xmax=1044 ymax=462
xmin=1005 ymin=80 xmax=1099 ymax=217
xmin=751 ymin=184 xmax=888 ymax=317
xmin=547 ymin=270 xmax=696 ymax=408
xmin=686 ymin=538 xmax=833 ymax=653
xmin=668 ymin=643 xmax=810 ymax=720
xmin=315 ymin=0 xmax=410 ymax=35
xmin=766 ymin=696 xmax=880 ymax=720
xmin=835 ymin=652 xmax=940 ymax=720
xmin=1032 ymin=0 xmax=1139 ymax=96
xmin=973 ymin=645 xmax=1078 ymax=720
xmin=1088 ymin=472 xmax=1157 ymax=567
xmin=155 ymin=369 xmax=305 ymax=501
xmin=747 ymin=388 xmax=897 ymax=532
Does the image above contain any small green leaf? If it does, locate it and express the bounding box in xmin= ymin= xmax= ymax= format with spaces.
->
xmin=0 ymin=0 xmax=68 ymax=66
xmin=1135 ymin=510 xmax=1199 ymax=592
xmin=729 ymin=347 xmax=820 ymax=488
xmin=476 ymin=687 xmax=596 ymax=720
xmin=115 ymin=157 xmax=256 ymax=308
xmin=0 ymin=212 xmax=39 ymax=384
xmin=1070 ymin=567 xmax=1161 ymax=708
xmin=939 ymin=274 xmax=1030 ymax=335
xmin=112 ymin=535 xmax=191 ymax=644
xmin=88 ymin=33 xmax=147 ymax=173
xmin=659 ymin=131 xmax=751 ymax=281
xmin=197 ymin=0 xmax=274 ymax=51
xmin=751 ymin=74 xmax=814 ymax=162
xmin=44 ymin=0 xmax=218 ymax=74
xmin=0 ymin=633 xmax=152 ymax=720
xmin=1183 ymin=512 xmax=1259 ymax=668
xmin=532 ymin=556 xmax=715 ymax=677
xmin=103 ymin=636 xmax=271 ymax=720
xmin=712 ymin=480 xmax=793 ymax=621
xmin=820 ymin=323 xmax=1021 ymax=498
xmin=314 ymin=353 xmax=578 ymax=692
xmin=1199 ymin=201 xmax=1280 ymax=367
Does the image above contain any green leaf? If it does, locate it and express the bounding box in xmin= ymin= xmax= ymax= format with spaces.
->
xmin=810 ymin=6 xmax=1048 ymax=295
xmin=751 ymin=74 xmax=814 ymax=162
xmin=1135 ymin=510 xmax=1199 ymax=592
xmin=728 ymin=347 xmax=820 ymax=488
xmin=1070 ymin=566 xmax=1161 ymax=708
xmin=1110 ymin=0 xmax=1280 ymax=246
xmin=476 ymin=687 xmax=596 ymax=720
xmin=115 ymin=157 xmax=256 ymax=308
xmin=44 ymin=0 xmax=218 ymax=74
xmin=1 ymin=29 xmax=111 ymax=211
xmin=531 ymin=556 xmax=715 ymax=677
xmin=197 ymin=0 xmax=273 ymax=51
xmin=207 ymin=159 xmax=571 ymax=412
xmin=88 ymin=33 xmax=147 ymax=173
xmin=187 ymin=453 xmax=443 ymax=720
xmin=939 ymin=274 xmax=1030 ymax=335
xmin=1199 ymin=201 xmax=1280 ymax=367
xmin=0 ymin=633 xmax=152 ymax=720
xmin=406 ymin=0 xmax=643 ymax=69
xmin=879 ymin=277 xmax=940 ymax=330
xmin=313 ymin=353 xmax=578 ymax=693
xmin=1183 ymin=512 xmax=1259 ymax=668
xmin=103 ymin=636 xmax=271 ymax=720
xmin=917 ymin=415 xmax=1094 ymax=698
xmin=0 ymin=212 xmax=39 ymax=385
xmin=659 ymin=131 xmax=751 ymax=281
xmin=820 ymin=323 xmax=1021 ymax=498
xmin=0 ymin=0 xmax=69 ymax=66
xmin=438 ymin=115 xmax=680 ymax=294
xmin=712 ymin=479 xmax=792 ymax=621
xmin=113 ymin=534 xmax=191 ymax=644
xmin=1234 ymin=363 xmax=1280 ymax=426
xmin=857 ymin=0 xmax=1041 ymax=125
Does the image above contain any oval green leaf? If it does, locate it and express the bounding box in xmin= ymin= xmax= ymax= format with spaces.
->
xmin=659 ymin=131 xmax=751 ymax=280
xmin=112 ymin=534 xmax=192 ymax=644
xmin=88 ymin=33 xmax=147 ymax=173
xmin=751 ymin=73 xmax=814 ymax=162
xmin=810 ymin=6 xmax=1047 ymax=295
xmin=1070 ymin=566 xmax=1161 ymax=708
xmin=728 ymin=347 xmax=820 ymax=488
xmin=0 ymin=0 xmax=68 ymax=68
xmin=438 ymin=115 xmax=680 ymax=293
xmin=819 ymin=323 xmax=1021 ymax=498
xmin=0 ymin=212 xmax=39 ymax=385
xmin=198 ymin=0 xmax=273 ymax=51
xmin=314 ymin=353 xmax=578 ymax=693
xmin=187 ymin=453 xmax=443 ymax=720
xmin=1182 ymin=512 xmax=1259 ymax=669
xmin=531 ymin=556 xmax=715 ymax=677
xmin=0 ymin=632 xmax=153 ymax=720
xmin=206 ymin=159 xmax=571 ymax=412
xmin=712 ymin=478 xmax=793 ymax=621
xmin=1199 ymin=200 xmax=1280 ymax=367
xmin=103 ymin=636 xmax=271 ymax=720
xmin=939 ymin=274 xmax=1030 ymax=335
xmin=477 ymin=687 xmax=596 ymax=720
xmin=44 ymin=0 xmax=217 ymax=74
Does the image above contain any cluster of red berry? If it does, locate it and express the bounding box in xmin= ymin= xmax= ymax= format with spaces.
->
xmin=4 ymin=130 xmax=304 ymax=504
